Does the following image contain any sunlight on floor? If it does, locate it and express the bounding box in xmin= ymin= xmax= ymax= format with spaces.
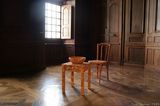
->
xmin=43 ymin=85 xmax=62 ymax=106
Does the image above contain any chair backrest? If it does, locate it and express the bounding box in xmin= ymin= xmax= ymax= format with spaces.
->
xmin=96 ymin=43 xmax=111 ymax=61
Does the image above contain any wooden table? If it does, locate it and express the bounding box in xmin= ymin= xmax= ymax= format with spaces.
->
xmin=61 ymin=62 xmax=91 ymax=96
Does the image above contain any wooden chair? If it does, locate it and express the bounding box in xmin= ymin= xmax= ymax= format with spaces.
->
xmin=88 ymin=43 xmax=111 ymax=83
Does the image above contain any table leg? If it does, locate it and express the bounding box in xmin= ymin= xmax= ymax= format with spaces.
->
xmin=71 ymin=71 xmax=74 ymax=86
xmin=88 ymin=65 xmax=91 ymax=89
xmin=81 ymin=71 xmax=84 ymax=96
xmin=96 ymin=65 xmax=99 ymax=79
xmin=62 ymin=65 xmax=65 ymax=93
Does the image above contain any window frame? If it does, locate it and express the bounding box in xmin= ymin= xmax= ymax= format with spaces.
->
xmin=45 ymin=2 xmax=72 ymax=40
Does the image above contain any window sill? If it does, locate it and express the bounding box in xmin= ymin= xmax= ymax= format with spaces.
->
xmin=45 ymin=39 xmax=75 ymax=45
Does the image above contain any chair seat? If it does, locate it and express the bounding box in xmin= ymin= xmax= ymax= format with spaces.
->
xmin=88 ymin=60 xmax=108 ymax=65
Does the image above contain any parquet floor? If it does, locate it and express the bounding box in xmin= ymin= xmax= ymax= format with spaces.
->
xmin=0 ymin=65 xmax=159 ymax=106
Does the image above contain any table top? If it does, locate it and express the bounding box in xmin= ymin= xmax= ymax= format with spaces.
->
xmin=62 ymin=62 xmax=90 ymax=72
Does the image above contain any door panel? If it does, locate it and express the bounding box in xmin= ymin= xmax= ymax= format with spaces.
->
xmin=131 ymin=0 xmax=145 ymax=33
xmin=124 ymin=0 xmax=145 ymax=65
xmin=106 ymin=0 xmax=122 ymax=63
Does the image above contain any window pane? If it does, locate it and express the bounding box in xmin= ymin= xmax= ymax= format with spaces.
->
xmin=56 ymin=26 xmax=60 ymax=32
xmin=57 ymin=19 xmax=60 ymax=25
xmin=51 ymin=32 xmax=56 ymax=38
xmin=57 ymin=12 xmax=60 ymax=19
xmin=52 ymin=19 xmax=56 ymax=25
xmin=56 ymin=32 xmax=60 ymax=38
xmin=56 ymin=6 xmax=61 ymax=12
xmin=45 ymin=32 xmax=52 ymax=38
xmin=45 ymin=18 xmax=51 ymax=24
xmin=52 ymin=4 xmax=57 ymax=11
xmin=52 ymin=12 xmax=56 ymax=18
xmin=52 ymin=25 xmax=56 ymax=31
xmin=45 ymin=3 xmax=52 ymax=10
xmin=45 ymin=10 xmax=52 ymax=17
xmin=45 ymin=25 xmax=52 ymax=31
xmin=45 ymin=2 xmax=62 ymax=39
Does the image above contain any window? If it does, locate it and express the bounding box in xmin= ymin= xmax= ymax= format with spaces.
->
xmin=45 ymin=2 xmax=71 ymax=39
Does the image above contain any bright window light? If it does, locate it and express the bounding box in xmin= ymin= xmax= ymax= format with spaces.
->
xmin=45 ymin=3 xmax=61 ymax=39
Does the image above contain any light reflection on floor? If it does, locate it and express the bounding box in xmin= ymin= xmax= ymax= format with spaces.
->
xmin=43 ymin=85 xmax=62 ymax=106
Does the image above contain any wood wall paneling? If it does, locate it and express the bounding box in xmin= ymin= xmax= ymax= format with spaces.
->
xmin=154 ymin=49 xmax=160 ymax=66
xmin=147 ymin=37 xmax=155 ymax=43
xmin=0 ymin=0 xmax=45 ymax=72
xmin=156 ymin=0 xmax=160 ymax=31
xmin=109 ymin=4 xmax=118 ymax=34
xmin=110 ymin=44 xmax=120 ymax=62
xmin=131 ymin=0 xmax=145 ymax=34
xmin=45 ymin=44 xmax=63 ymax=65
xmin=125 ymin=0 xmax=145 ymax=65
xmin=129 ymin=36 xmax=144 ymax=42
xmin=146 ymin=0 xmax=160 ymax=68
xmin=63 ymin=44 xmax=75 ymax=61
xmin=145 ymin=0 xmax=160 ymax=92
xmin=125 ymin=46 xmax=145 ymax=65
xmin=0 ymin=42 xmax=45 ymax=71
xmin=146 ymin=49 xmax=154 ymax=65
xmin=129 ymin=47 xmax=145 ymax=64
xmin=148 ymin=0 xmax=156 ymax=34
xmin=106 ymin=0 xmax=121 ymax=63
xmin=45 ymin=43 xmax=75 ymax=65
xmin=74 ymin=0 xmax=93 ymax=59
xmin=155 ymin=36 xmax=160 ymax=43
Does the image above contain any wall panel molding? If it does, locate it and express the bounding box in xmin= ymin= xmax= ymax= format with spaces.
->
xmin=125 ymin=0 xmax=145 ymax=65
xmin=156 ymin=0 xmax=160 ymax=32
xmin=131 ymin=0 xmax=145 ymax=34
xmin=145 ymin=0 xmax=160 ymax=92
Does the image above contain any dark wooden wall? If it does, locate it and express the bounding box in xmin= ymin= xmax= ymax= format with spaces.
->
xmin=45 ymin=41 xmax=75 ymax=65
xmin=0 ymin=0 xmax=45 ymax=72
xmin=89 ymin=0 xmax=107 ymax=59
xmin=75 ymin=0 xmax=91 ymax=59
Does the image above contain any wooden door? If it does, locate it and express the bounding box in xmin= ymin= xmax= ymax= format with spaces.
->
xmin=106 ymin=0 xmax=122 ymax=64
xmin=124 ymin=0 xmax=146 ymax=65
xmin=106 ymin=0 xmax=146 ymax=65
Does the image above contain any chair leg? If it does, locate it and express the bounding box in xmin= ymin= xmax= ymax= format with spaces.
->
xmin=106 ymin=64 xmax=109 ymax=81
xmin=99 ymin=65 xmax=103 ymax=84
